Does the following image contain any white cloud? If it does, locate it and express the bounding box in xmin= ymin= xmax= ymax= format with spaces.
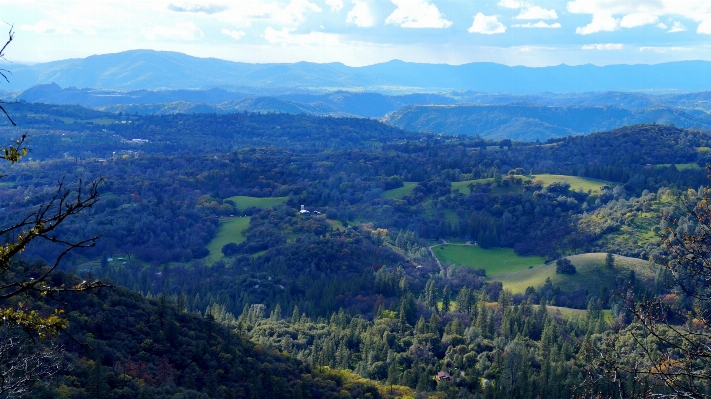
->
xmin=567 ymin=0 xmax=711 ymax=35
xmin=221 ymin=28 xmax=246 ymax=40
xmin=346 ymin=1 xmax=376 ymax=27
xmin=575 ymin=14 xmax=619 ymax=35
xmin=20 ymin=20 xmax=58 ymax=34
xmin=619 ymin=13 xmax=657 ymax=28
xmin=698 ymin=19 xmax=711 ymax=34
xmin=668 ymin=21 xmax=687 ymax=33
xmin=142 ymin=21 xmax=204 ymax=40
xmin=515 ymin=6 xmax=557 ymax=20
xmin=216 ymin=0 xmax=322 ymax=28
xmin=639 ymin=46 xmax=692 ymax=53
xmin=468 ymin=13 xmax=506 ymax=34
xmin=513 ymin=21 xmax=561 ymax=28
xmin=582 ymin=43 xmax=624 ymax=50
xmin=656 ymin=22 xmax=668 ymax=29
xmin=498 ymin=0 xmax=525 ymax=9
xmin=385 ymin=0 xmax=452 ymax=28
xmin=326 ymin=0 xmax=343 ymax=12
xmin=19 ymin=18 xmax=97 ymax=35
xmin=168 ymin=3 xmax=227 ymax=14
xmin=263 ymin=26 xmax=340 ymax=45
xmin=281 ymin=0 xmax=323 ymax=23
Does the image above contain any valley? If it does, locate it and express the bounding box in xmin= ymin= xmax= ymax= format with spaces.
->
xmin=2 ymin=101 xmax=706 ymax=397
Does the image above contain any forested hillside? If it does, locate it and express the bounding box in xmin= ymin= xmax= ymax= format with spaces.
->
xmin=383 ymin=104 xmax=711 ymax=141
xmin=3 ymin=105 xmax=710 ymax=398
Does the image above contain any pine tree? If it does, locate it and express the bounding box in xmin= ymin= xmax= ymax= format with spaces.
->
xmin=425 ymin=278 xmax=438 ymax=311
xmin=387 ymin=361 xmax=399 ymax=393
xmin=291 ymin=305 xmax=299 ymax=324
xmin=441 ymin=285 xmax=451 ymax=313
xmin=455 ymin=287 xmax=471 ymax=314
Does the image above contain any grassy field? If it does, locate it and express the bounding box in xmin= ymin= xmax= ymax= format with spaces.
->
xmin=494 ymin=253 xmax=656 ymax=293
xmin=432 ymin=245 xmax=545 ymax=275
xmin=656 ymin=163 xmax=701 ymax=170
xmin=534 ymin=305 xmax=587 ymax=318
xmin=225 ymin=195 xmax=288 ymax=210
xmin=327 ymin=219 xmax=346 ymax=230
xmin=451 ymin=174 xmax=609 ymax=195
xmin=383 ymin=182 xmax=417 ymax=200
xmin=206 ymin=216 xmax=250 ymax=261
xmin=532 ymin=174 xmax=609 ymax=192
xmin=58 ymin=117 xmax=116 ymax=125
xmin=451 ymin=178 xmax=531 ymax=195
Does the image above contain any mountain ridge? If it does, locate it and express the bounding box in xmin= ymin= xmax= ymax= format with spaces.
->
xmin=7 ymin=49 xmax=711 ymax=92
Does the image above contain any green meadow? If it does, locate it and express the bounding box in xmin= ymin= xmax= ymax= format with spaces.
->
xmin=655 ymin=163 xmax=701 ymax=170
xmin=451 ymin=174 xmax=610 ymax=195
xmin=432 ymin=245 xmax=545 ymax=276
xmin=225 ymin=195 xmax=288 ymax=210
xmin=493 ymin=253 xmax=655 ymax=293
xmin=532 ymin=174 xmax=609 ymax=192
xmin=58 ymin=117 xmax=116 ymax=125
xmin=383 ymin=182 xmax=417 ymax=200
xmin=206 ymin=216 xmax=250 ymax=261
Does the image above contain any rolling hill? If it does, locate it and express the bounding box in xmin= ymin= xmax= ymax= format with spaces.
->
xmin=382 ymin=104 xmax=711 ymax=141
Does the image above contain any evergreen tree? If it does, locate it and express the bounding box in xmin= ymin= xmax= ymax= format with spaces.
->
xmin=441 ymin=285 xmax=451 ymax=313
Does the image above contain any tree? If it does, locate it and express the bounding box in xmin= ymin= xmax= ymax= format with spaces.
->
xmin=555 ymin=258 xmax=576 ymax=274
xmin=441 ymin=285 xmax=451 ymax=313
xmin=605 ymin=252 xmax=615 ymax=268
xmin=584 ymin=179 xmax=711 ymax=398
xmin=0 ymin=27 xmax=107 ymax=396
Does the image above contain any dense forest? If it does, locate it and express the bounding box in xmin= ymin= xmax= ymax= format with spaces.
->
xmin=3 ymin=105 xmax=711 ymax=398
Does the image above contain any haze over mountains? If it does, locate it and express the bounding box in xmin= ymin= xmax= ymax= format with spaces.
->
xmin=9 ymin=49 xmax=711 ymax=93
xmin=8 ymin=49 xmax=711 ymax=141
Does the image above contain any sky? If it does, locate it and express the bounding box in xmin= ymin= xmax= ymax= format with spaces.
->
xmin=3 ymin=0 xmax=711 ymax=67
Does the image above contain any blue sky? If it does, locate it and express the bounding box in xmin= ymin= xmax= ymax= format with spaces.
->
xmin=3 ymin=0 xmax=711 ymax=66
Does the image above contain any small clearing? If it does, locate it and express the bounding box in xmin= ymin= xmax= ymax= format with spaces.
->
xmin=383 ymin=182 xmax=417 ymax=200
xmin=226 ymin=195 xmax=288 ymax=210
xmin=206 ymin=216 xmax=250 ymax=261
xmin=432 ymin=245 xmax=545 ymax=276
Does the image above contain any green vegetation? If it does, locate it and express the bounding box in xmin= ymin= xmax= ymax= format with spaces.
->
xmin=532 ymin=174 xmax=610 ymax=192
xmin=433 ymin=245 xmax=545 ymax=275
xmin=656 ymin=163 xmax=701 ymax=170
xmin=451 ymin=174 xmax=610 ymax=195
xmin=226 ymin=195 xmax=288 ymax=210
xmin=57 ymin=116 xmax=116 ymax=125
xmin=452 ymin=177 xmax=531 ymax=195
xmin=206 ymin=216 xmax=250 ymax=261
xmin=494 ymin=253 xmax=655 ymax=293
xmin=382 ymin=181 xmax=417 ymax=199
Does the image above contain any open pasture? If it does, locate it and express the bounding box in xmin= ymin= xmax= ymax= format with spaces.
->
xmin=382 ymin=182 xmax=417 ymax=200
xmin=655 ymin=163 xmax=701 ymax=170
xmin=225 ymin=195 xmax=288 ymax=210
xmin=532 ymin=174 xmax=609 ymax=192
xmin=451 ymin=174 xmax=610 ymax=195
xmin=206 ymin=216 xmax=250 ymax=261
xmin=432 ymin=245 xmax=545 ymax=276
xmin=494 ymin=253 xmax=656 ymax=294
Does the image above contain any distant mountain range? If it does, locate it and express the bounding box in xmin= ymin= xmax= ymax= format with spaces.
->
xmin=7 ymin=49 xmax=711 ymax=92
xmin=14 ymin=83 xmax=457 ymax=118
xmin=10 ymin=82 xmax=711 ymax=141
xmin=383 ymin=104 xmax=711 ymax=141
